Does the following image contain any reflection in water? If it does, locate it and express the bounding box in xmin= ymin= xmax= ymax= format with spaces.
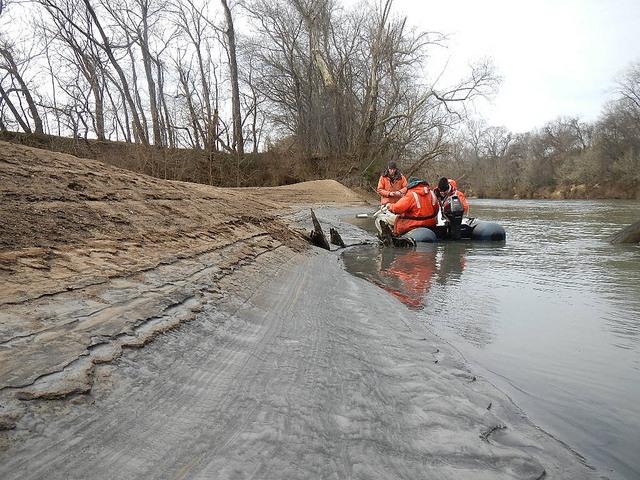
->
xmin=343 ymin=242 xmax=498 ymax=346
xmin=434 ymin=244 xmax=467 ymax=286
xmin=378 ymin=248 xmax=436 ymax=310
xmin=343 ymin=199 xmax=640 ymax=480
xmin=343 ymin=244 xmax=469 ymax=310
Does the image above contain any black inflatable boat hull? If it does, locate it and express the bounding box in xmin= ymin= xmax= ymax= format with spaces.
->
xmin=403 ymin=220 xmax=506 ymax=243
xmin=470 ymin=221 xmax=506 ymax=241
xmin=404 ymin=227 xmax=438 ymax=243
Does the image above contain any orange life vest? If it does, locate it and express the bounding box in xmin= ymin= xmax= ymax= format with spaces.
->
xmin=388 ymin=183 xmax=439 ymax=235
xmin=377 ymin=174 xmax=408 ymax=205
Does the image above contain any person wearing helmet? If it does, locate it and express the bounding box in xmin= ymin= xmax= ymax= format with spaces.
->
xmin=434 ymin=177 xmax=469 ymax=215
xmin=376 ymin=161 xmax=407 ymax=205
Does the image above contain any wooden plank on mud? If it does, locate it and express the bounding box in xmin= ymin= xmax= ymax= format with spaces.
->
xmin=329 ymin=228 xmax=345 ymax=248
xmin=309 ymin=209 xmax=330 ymax=250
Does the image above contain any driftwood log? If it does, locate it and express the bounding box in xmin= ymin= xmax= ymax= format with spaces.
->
xmin=309 ymin=209 xmax=331 ymax=250
xmin=610 ymin=220 xmax=640 ymax=244
xmin=329 ymin=228 xmax=345 ymax=247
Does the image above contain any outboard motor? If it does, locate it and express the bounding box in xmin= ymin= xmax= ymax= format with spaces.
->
xmin=442 ymin=195 xmax=464 ymax=240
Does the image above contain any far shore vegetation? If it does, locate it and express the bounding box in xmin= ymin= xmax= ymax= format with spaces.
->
xmin=0 ymin=0 xmax=638 ymax=199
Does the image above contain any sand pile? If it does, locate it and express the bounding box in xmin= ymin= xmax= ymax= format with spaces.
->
xmin=0 ymin=141 xmax=366 ymax=404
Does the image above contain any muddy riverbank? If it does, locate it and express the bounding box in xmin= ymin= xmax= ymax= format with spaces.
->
xmin=343 ymin=198 xmax=640 ymax=480
xmin=0 ymin=143 xmax=599 ymax=479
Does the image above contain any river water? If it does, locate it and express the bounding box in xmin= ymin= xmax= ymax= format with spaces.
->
xmin=342 ymin=199 xmax=640 ymax=480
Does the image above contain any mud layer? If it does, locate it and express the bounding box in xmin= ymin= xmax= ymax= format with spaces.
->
xmin=0 ymin=141 xmax=365 ymax=398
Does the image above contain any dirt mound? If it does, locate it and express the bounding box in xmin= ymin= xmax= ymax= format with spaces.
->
xmin=0 ymin=141 xmax=367 ymax=252
xmin=0 ymin=141 xmax=366 ymax=406
xmin=253 ymin=179 xmax=368 ymax=205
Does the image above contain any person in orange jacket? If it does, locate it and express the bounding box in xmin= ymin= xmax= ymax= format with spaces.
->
xmin=375 ymin=178 xmax=440 ymax=237
xmin=434 ymin=177 xmax=469 ymax=215
xmin=376 ymin=161 xmax=407 ymax=205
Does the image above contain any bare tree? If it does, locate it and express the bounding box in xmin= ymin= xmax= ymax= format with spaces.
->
xmin=33 ymin=0 xmax=150 ymax=144
xmin=221 ymin=0 xmax=244 ymax=156
xmin=173 ymin=0 xmax=221 ymax=151
xmin=614 ymin=61 xmax=640 ymax=135
xmin=38 ymin=1 xmax=109 ymax=139
xmin=99 ymin=0 xmax=174 ymax=146
xmin=243 ymin=0 xmax=495 ymax=179
xmin=0 ymin=40 xmax=44 ymax=133
xmin=239 ymin=52 xmax=265 ymax=153
xmin=78 ymin=0 xmax=148 ymax=145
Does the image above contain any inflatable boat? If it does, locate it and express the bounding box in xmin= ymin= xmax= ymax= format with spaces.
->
xmin=374 ymin=193 xmax=506 ymax=243
xmin=405 ymin=218 xmax=506 ymax=243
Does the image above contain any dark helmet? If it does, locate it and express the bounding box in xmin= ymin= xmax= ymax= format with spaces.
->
xmin=437 ymin=177 xmax=450 ymax=193
xmin=407 ymin=177 xmax=428 ymax=189
xmin=387 ymin=161 xmax=398 ymax=170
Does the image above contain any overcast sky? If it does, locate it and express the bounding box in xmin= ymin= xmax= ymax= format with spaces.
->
xmin=4 ymin=0 xmax=639 ymax=135
xmin=385 ymin=0 xmax=640 ymax=132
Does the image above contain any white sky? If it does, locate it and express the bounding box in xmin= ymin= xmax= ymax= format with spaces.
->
xmin=387 ymin=0 xmax=640 ymax=132
xmin=4 ymin=0 xmax=640 ymax=135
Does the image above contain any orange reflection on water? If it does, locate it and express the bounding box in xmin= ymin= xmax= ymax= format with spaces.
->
xmin=370 ymin=246 xmax=467 ymax=310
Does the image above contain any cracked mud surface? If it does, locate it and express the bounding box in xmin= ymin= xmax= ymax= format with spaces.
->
xmin=0 ymin=142 xmax=599 ymax=478
xmin=0 ymin=141 xmax=364 ymax=420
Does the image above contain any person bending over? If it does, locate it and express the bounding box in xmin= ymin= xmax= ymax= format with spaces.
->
xmin=375 ymin=178 xmax=440 ymax=239
xmin=434 ymin=177 xmax=469 ymax=215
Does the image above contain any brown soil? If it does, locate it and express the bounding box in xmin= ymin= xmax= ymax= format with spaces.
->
xmin=0 ymin=140 xmax=367 ymax=401
xmin=0 ymin=140 xmax=365 ymax=251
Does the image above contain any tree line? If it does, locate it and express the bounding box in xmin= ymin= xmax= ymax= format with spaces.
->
xmin=0 ymin=0 xmax=496 ymax=186
xmin=1 ymin=0 xmax=637 ymax=197
xmin=436 ymin=62 xmax=640 ymax=199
